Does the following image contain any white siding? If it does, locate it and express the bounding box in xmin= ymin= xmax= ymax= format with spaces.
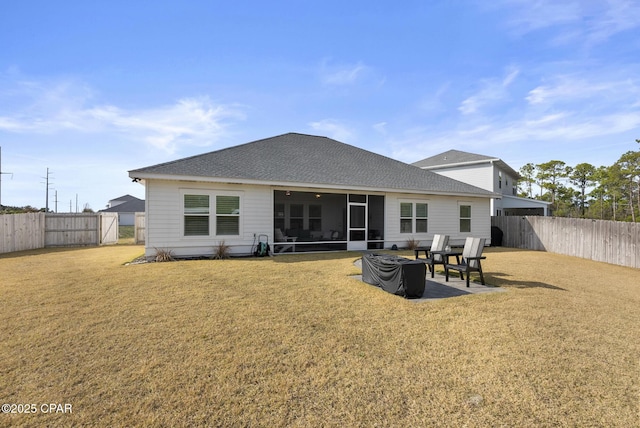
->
xmin=118 ymin=212 xmax=135 ymax=226
xmin=145 ymin=180 xmax=273 ymax=258
xmin=494 ymin=168 xmax=519 ymax=197
xmin=384 ymin=192 xmax=491 ymax=248
xmin=144 ymin=179 xmax=493 ymax=257
xmin=430 ymin=164 xmax=494 ymax=192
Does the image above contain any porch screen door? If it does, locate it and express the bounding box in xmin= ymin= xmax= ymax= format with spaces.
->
xmin=348 ymin=194 xmax=367 ymax=251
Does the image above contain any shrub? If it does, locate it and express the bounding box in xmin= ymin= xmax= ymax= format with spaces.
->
xmin=154 ymin=248 xmax=175 ymax=262
xmin=405 ymin=237 xmax=421 ymax=251
xmin=212 ymin=241 xmax=231 ymax=260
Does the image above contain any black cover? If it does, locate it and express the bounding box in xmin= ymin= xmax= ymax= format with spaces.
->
xmin=491 ymin=226 xmax=503 ymax=246
xmin=362 ymin=253 xmax=426 ymax=298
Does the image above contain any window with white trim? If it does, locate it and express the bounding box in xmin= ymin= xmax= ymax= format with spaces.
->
xmin=400 ymin=202 xmax=428 ymax=233
xmin=183 ymin=193 xmax=241 ymax=237
xmin=216 ymin=195 xmax=240 ymax=235
xmin=184 ymin=194 xmax=210 ymax=236
xmin=460 ymin=204 xmax=471 ymax=233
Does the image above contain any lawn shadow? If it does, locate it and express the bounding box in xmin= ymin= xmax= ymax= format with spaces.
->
xmin=487 ymin=272 xmax=567 ymax=291
xmin=0 ymin=246 xmax=99 ymax=260
xmin=271 ymin=251 xmax=365 ymax=264
xmin=423 ymin=281 xmax=472 ymax=298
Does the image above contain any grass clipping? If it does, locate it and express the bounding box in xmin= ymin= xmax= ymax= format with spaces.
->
xmin=1 ymin=246 xmax=638 ymax=427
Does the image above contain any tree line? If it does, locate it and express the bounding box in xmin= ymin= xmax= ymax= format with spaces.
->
xmin=518 ymin=139 xmax=640 ymax=221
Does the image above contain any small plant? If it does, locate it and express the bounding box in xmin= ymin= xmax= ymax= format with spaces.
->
xmin=154 ymin=247 xmax=175 ymax=262
xmin=212 ymin=240 xmax=231 ymax=260
xmin=405 ymin=237 xmax=421 ymax=251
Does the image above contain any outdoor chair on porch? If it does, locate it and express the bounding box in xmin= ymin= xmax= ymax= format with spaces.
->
xmin=445 ymin=237 xmax=486 ymax=287
xmin=274 ymin=228 xmax=294 ymax=253
xmin=416 ymin=234 xmax=450 ymax=278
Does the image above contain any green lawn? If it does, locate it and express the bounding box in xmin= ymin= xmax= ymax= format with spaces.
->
xmin=1 ymin=246 xmax=638 ymax=427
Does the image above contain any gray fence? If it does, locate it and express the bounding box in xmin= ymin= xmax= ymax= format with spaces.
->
xmin=45 ymin=213 xmax=118 ymax=247
xmin=134 ymin=212 xmax=146 ymax=244
xmin=492 ymin=216 xmax=640 ymax=269
xmin=0 ymin=212 xmax=119 ymax=254
xmin=0 ymin=212 xmax=46 ymax=253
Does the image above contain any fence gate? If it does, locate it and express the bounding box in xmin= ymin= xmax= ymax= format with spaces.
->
xmin=100 ymin=213 xmax=119 ymax=245
xmin=134 ymin=212 xmax=146 ymax=244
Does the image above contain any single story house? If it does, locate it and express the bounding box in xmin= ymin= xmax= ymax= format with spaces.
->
xmin=413 ymin=150 xmax=551 ymax=216
xmin=128 ymin=133 xmax=497 ymax=258
xmin=99 ymin=195 xmax=145 ymax=226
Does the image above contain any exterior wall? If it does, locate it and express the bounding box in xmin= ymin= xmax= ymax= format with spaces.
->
xmin=429 ymin=164 xmax=501 ymax=217
xmin=495 ymin=168 xmax=518 ymax=197
xmin=428 ymin=162 xmax=522 ymax=217
xmin=145 ymin=179 xmax=273 ymax=258
xmin=118 ymin=212 xmax=135 ymax=226
xmin=144 ymin=179 xmax=493 ymax=258
xmin=432 ymin=164 xmax=494 ymax=192
xmin=384 ymin=192 xmax=491 ymax=248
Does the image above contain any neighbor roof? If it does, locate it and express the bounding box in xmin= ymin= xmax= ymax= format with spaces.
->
xmin=129 ymin=133 xmax=496 ymax=198
xmin=108 ymin=194 xmax=140 ymax=204
xmin=413 ymin=149 xmax=521 ymax=180
xmin=100 ymin=198 xmax=145 ymax=213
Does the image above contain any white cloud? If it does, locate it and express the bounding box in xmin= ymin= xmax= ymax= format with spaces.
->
xmin=373 ymin=122 xmax=387 ymax=134
xmin=526 ymin=75 xmax=640 ymax=107
xmin=318 ymin=59 xmax=386 ymax=88
xmin=308 ymin=119 xmax=355 ymax=142
xmin=587 ymin=0 xmax=640 ymax=43
xmin=458 ymin=67 xmax=520 ymax=115
xmin=319 ymin=59 xmax=367 ymax=85
xmin=498 ymin=0 xmax=581 ymax=32
xmin=395 ymin=109 xmax=640 ymax=162
xmin=0 ymin=77 xmax=244 ymax=153
xmin=493 ymin=0 xmax=640 ymax=44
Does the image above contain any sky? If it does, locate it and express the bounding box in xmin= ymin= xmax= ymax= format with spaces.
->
xmin=1 ymin=0 xmax=639 ymax=211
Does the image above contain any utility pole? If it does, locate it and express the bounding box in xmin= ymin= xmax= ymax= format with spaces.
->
xmin=0 ymin=147 xmax=14 ymax=209
xmin=43 ymin=168 xmax=53 ymax=212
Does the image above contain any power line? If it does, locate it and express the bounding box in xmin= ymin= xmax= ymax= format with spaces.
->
xmin=0 ymin=146 xmax=15 ymax=209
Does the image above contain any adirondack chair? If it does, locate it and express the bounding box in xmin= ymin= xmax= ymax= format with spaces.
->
xmin=445 ymin=237 xmax=486 ymax=287
xmin=416 ymin=234 xmax=450 ymax=278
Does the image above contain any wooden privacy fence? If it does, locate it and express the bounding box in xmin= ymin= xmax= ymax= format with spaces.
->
xmin=134 ymin=212 xmax=145 ymax=244
xmin=0 ymin=212 xmax=119 ymax=254
xmin=0 ymin=212 xmax=46 ymax=253
xmin=46 ymin=213 xmax=118 ymax=247
xmin=491 ymin=216 xmax=640 ymax=269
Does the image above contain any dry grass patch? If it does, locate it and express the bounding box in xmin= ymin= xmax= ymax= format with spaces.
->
xmin=1 ymin=246 xmax=638 ymax=427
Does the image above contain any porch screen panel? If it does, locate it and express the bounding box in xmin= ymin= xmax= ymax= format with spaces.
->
xmin=350 ymin=205 xmax=365 ymax=228
xmin=184 ymin=195 xmax=210 ymax=236
xmin=216 ymin=196 xmax=240 ymax=235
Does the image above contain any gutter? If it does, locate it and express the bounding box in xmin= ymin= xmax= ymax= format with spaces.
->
xmin=128 ymin=172 xmax=499 ymax=200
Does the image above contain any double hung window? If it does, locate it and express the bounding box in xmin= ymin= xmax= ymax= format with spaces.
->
xmin=184 ymin=195 xmax=210 ymax=236
xmin=460 ymin=204 xmax=472 ymax=233
xmin=400 ymin=202 xmax=428 ymax=234
xmin=184 ymin=193 xmax=241 ymax=237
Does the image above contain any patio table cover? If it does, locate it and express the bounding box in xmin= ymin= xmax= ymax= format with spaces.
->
xmin=362 ymin=253 xmax=426 ymax=298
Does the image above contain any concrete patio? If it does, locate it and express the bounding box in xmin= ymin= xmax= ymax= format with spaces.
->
xmin=353 ymin=258 xmax=507 ymax=301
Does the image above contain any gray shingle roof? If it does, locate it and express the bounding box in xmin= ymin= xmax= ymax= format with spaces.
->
xmin=129 ymin=133 xmax=495 ymax=197
xmin=100 ymin=198 xmax=145 ymax=213
xmin=413 ymin=149 xmax=521 ymax=179
xmin=412 ymin=150 xmax=498 ymax=168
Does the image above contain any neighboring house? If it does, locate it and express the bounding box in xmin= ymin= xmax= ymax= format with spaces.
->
xmin=413 ymin=150 xmax=550 ymax=216
xmin=100 ymin=195 xmax=145 ymax=226
xmin=128 ymin=133 xmax=497 ymax=258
